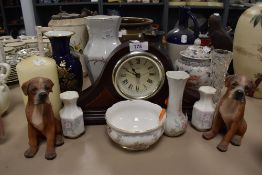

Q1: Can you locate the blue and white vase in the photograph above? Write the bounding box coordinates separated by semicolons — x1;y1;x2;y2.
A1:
167;7;199;68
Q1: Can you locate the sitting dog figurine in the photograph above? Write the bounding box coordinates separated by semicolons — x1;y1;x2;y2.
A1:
22;77;64;160
203;75;253;152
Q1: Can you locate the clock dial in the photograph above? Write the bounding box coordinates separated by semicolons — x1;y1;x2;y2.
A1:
113;52;165;99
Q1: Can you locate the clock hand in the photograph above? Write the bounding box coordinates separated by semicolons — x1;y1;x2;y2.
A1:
123;68;136;76
131;68;138;74
131;68;141;78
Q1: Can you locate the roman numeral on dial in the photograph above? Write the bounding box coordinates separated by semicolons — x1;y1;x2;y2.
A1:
147;79;153;84
149;72;156;76
148;66;153;70
122;79;128;85
136;58;140;64
128;84;133;89
136;86;139;92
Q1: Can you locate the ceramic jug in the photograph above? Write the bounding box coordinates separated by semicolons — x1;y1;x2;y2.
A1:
0;63;11;115
83;15;121;83
60;91;85;138
167;7;200;68
192;86;216;131
233;2;262;98
164;71;189;137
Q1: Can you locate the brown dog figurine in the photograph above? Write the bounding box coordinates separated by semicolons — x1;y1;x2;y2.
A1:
203;75;253;152
22;77;64;160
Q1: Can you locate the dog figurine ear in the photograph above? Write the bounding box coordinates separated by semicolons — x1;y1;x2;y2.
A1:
21;80;30;96
46;78;54;92
225;75;236;88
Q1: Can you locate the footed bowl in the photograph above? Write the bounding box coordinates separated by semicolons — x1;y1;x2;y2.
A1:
105;100;166;151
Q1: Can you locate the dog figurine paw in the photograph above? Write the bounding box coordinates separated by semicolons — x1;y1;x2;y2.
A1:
203;75;252;152
22;77;64;160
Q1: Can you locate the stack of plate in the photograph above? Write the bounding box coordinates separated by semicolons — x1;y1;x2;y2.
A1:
5;55;20;85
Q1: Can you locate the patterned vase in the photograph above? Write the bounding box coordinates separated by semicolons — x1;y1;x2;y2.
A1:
45;31;83;93
83;15;121;83
233;3;262;98
164;71;189;137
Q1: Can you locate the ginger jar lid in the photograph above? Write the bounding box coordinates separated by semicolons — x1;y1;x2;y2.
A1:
180;45;211;60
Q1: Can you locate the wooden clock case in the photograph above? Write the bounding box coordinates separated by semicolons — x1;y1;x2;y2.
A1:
77;42;173;125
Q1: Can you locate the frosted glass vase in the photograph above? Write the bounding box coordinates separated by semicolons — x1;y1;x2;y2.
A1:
210;49;232;103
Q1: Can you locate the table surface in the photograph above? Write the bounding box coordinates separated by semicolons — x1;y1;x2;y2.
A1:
1;84;262;175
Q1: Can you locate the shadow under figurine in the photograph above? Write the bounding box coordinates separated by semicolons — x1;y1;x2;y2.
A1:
203;75;254;152
22;77;64;160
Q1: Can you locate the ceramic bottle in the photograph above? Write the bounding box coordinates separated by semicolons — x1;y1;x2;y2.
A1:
0;63;11;115
44;31;83;93
167;7;199;68
164;71;189;137
60;91;85;138
191;86;216;131
83;15;121;83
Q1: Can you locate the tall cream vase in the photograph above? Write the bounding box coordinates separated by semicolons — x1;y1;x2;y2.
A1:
233;3;262;98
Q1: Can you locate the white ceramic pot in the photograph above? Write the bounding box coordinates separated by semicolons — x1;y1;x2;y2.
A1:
0;63;11;115
105;100;166;151
233;3;262;98
164;71;189;137
48;13;89;77
192;86;216;131
59;91;85;138
176;46;211;89
48;14;88;52
83;15;121;83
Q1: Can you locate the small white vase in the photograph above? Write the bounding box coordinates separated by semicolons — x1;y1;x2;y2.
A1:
192;86;216;131
83;15;121;83
0;63;11;115
164;71;189;137
60;91;85;138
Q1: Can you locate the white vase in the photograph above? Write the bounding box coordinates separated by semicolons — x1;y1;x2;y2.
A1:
191;86;216;131
0;63;11;115
83;15;121;83
59;91;85;138
164;71;189;137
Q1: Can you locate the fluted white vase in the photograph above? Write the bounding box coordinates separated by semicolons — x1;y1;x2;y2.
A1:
192;86;216;131
60;91;85;138
164;71;189;137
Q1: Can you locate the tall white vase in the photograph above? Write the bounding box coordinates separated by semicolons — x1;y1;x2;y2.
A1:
164;71;189;137
192;86;216;131
83;15;121;83
60;91;85;138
